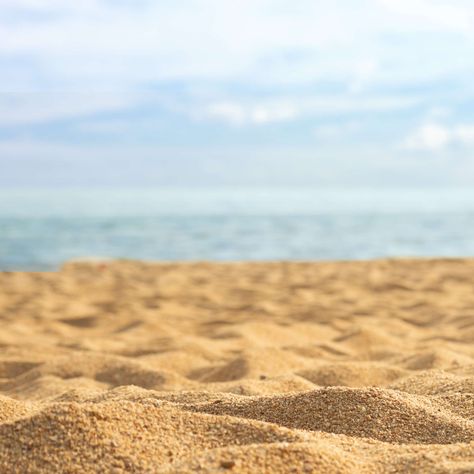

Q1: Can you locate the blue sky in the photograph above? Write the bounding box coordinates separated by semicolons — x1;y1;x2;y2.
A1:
1;0;474;186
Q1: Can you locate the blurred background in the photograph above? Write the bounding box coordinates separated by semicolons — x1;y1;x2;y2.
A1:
1;0;474;269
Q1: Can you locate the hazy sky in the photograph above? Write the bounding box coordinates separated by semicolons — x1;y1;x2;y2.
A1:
1;0;474;187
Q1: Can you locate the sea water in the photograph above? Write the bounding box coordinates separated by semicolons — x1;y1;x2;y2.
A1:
1;187;473;270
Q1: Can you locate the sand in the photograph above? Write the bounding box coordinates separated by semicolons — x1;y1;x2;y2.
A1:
1;259;474;472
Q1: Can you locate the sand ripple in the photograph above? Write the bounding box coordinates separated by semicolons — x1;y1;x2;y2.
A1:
1;259;474;472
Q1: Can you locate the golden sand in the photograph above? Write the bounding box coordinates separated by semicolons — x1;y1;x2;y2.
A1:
1;259;474;472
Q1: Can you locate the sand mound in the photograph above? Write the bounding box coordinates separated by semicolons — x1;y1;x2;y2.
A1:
188;348;310;383
389;370;474;395
159;442;371;474
2;258;474;472
185;387;474;444
401;349;474;370
1;353;193;401
298;362;408;387
0;400;305;472
211;374;317;396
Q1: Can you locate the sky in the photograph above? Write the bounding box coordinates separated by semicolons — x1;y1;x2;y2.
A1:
1;0;474;187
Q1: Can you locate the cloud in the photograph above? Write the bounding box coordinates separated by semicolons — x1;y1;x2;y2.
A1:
1;0;474;188
0;92;138;126
377;0;474;34
202;101;297;125
403;122;474;151
455;124;474;143
0;1;354;90
2;0;474;93
199;95;419;126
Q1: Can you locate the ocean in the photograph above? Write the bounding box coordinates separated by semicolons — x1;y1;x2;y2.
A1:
1;187;474;270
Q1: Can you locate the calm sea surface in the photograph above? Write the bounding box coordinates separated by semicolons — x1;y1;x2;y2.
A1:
1;188;474;270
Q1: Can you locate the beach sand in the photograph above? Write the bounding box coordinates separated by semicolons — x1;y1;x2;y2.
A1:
1;259;474;472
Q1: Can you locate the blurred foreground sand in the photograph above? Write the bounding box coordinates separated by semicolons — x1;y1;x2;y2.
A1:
2;259;474;472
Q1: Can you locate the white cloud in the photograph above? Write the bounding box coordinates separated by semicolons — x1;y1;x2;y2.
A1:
204;102;245;125
0;0;473;139
199;95;418;126
203;101;297;125
403;122;474;151
403;123;451;151
377;0;474;34
1;0;473;93
0;92;138;125
454;124;474;143
0;1;355;90
74;118;140;135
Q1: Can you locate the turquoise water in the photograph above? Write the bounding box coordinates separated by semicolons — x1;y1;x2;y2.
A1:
1;188;474;270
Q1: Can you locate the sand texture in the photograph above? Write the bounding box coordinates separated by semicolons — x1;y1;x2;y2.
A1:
2;259;474;472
